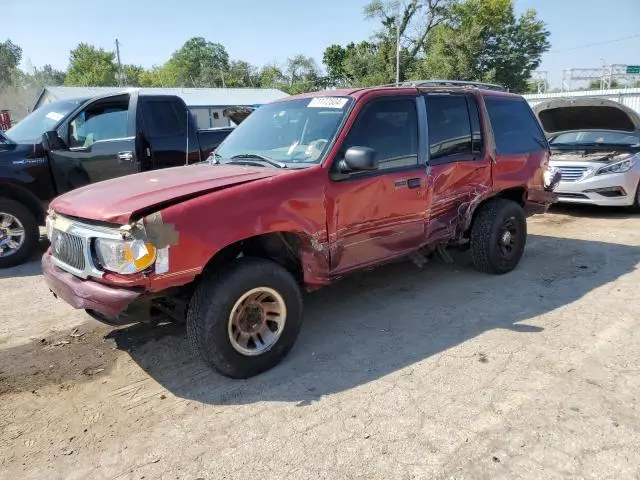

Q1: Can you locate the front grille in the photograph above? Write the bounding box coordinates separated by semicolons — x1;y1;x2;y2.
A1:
51;229;86;271
557;166;589;182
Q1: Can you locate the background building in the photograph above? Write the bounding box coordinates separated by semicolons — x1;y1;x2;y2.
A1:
32;86;289;128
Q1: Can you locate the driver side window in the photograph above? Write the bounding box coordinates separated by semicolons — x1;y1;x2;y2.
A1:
69;101;129;149
341;97;419;171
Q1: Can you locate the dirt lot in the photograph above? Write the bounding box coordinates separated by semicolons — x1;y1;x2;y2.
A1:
1;206;639;480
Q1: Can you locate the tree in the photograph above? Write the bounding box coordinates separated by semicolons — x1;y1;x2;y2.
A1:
139;64;179;87
364;0;454;60
414;0;550;92
0;39;22;86
65;43;118;86
122;64;145;86
167;37;230;87
284;55;320;93
225;60;259;87
323;44;348;85
258;65;288;89
588;79;621;90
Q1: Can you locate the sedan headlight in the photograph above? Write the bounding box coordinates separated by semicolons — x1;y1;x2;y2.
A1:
596;155;636;175
94;238;157;274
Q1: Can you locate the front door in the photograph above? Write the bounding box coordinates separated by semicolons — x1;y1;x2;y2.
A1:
48;93;140;194
326;95;429;274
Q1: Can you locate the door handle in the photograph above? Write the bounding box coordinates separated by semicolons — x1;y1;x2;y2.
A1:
407;178;421;189
117;151;134;163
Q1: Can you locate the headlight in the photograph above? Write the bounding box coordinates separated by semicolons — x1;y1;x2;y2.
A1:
94;238;157;274
596;155;636;175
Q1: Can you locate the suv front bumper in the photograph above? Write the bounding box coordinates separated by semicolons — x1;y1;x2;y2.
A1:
42;252;143;323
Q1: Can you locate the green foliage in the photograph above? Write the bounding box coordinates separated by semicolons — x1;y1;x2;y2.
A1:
65;43;118;86
0;39;22;86
122;64;145;86
225;60;259;87
167;37;230;87
588;79;621;90
413;0;550;92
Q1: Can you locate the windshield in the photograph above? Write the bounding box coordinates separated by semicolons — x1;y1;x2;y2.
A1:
5;100;81;144
550;130;640;146
214;96;353;165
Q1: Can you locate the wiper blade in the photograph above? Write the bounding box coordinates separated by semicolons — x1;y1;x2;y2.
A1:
229;154;287;168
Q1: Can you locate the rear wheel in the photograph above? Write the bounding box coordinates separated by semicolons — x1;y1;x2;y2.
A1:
187;257;303;378
470;198;527;274
0;199;39;269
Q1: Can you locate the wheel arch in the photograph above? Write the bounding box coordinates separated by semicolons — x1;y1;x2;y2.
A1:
464;186;526;236
0;181;46;224
199;230;330;288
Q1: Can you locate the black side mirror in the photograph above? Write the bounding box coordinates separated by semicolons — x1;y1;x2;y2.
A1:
340;146;378;172
42;130;67;152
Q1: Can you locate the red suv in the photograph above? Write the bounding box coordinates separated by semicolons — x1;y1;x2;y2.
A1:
42;81;559;378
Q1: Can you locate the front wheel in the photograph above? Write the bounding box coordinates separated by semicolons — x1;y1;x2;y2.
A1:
470;198;527;275
0;199;40;269
187;257;303;378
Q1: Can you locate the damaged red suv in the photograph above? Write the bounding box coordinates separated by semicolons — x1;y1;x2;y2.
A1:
43;81;559;378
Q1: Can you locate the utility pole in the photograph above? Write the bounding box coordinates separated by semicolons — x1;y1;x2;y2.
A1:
115;38;124;86
395;2;401;85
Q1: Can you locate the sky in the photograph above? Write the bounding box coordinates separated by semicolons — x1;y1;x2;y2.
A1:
2;0;640;89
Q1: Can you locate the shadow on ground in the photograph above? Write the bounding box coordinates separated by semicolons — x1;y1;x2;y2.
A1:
96;233;640;405
0;237;48;279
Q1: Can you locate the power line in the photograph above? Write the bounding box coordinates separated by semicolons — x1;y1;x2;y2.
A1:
546;33;640;54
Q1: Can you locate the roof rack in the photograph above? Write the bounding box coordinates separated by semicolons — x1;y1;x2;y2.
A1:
377;79;509;92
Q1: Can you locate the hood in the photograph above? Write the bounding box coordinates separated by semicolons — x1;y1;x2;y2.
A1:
223;106;254;125
533;97;640;135
50;164;282;224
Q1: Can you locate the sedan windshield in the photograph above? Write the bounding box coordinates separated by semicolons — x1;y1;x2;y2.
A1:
550;130;640;146
214;96;352;165
5;100;81;144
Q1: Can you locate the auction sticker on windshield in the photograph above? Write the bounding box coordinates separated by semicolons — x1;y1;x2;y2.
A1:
307;97;348;109
45;112;65;122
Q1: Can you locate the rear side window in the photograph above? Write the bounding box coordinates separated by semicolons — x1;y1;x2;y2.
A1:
425;95;481;162
141;100;184;137
484;97;546;154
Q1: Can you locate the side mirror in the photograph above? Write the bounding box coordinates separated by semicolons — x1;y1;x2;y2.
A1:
340;146;378;172
41;130;66;152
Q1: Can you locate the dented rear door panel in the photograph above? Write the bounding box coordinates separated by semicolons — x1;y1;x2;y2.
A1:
423;93;492;242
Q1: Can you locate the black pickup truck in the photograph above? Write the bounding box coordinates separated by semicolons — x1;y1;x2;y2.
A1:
0;90;235;268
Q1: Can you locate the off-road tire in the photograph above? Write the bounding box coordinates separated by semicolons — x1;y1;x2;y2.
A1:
0;198;39;269
470;198;527;275
187;257;303;379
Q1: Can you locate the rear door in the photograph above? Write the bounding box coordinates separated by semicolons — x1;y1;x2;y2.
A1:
423;92;492;242
48;93;139;193
138;96;201;168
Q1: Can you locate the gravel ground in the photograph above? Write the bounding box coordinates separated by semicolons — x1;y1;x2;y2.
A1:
1;205;639;480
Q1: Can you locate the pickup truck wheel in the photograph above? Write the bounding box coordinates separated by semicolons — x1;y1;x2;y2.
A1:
470;198;526;275
187;257;303;379
0;199;39;269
